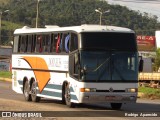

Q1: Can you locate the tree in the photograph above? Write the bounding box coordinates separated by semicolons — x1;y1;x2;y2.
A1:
153;48;160;71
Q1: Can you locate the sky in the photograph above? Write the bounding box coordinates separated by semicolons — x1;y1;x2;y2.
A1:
107;0;160;21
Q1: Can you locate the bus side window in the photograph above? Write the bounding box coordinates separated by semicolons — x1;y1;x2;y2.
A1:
31;35;36;53
35;35;43;53
51;34;57;53
19;36;23;52
65;34;70;53
42;34;51;53
56;33;61;53
24;35;28;52
60;33;67;52
13;36;19;53
20;36;27;53
42;35;46;53
18;36;21;52
46;34;51;52
27;35;32;52
70;33;78;52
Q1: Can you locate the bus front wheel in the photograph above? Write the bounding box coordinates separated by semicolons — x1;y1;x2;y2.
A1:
64;84;75;108
23;81;31;101
110;103;122;110
31;81;41;102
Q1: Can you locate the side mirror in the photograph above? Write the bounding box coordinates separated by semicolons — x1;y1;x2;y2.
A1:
139;59;143;72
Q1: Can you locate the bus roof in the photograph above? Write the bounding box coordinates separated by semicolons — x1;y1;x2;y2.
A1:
14;24;134;35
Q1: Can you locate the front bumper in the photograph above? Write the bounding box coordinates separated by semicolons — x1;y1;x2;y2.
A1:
79;92;137;103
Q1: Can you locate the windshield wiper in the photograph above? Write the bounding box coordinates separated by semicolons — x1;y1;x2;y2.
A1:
86;57;110;73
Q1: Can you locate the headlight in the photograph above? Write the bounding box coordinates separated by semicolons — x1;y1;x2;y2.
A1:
126;88;137;92
80;88;96;92
90;88;96;92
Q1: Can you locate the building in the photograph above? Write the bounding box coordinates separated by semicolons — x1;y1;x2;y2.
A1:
0;46;12;71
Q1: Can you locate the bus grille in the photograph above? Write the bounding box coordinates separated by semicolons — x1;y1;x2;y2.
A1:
96;90;125;92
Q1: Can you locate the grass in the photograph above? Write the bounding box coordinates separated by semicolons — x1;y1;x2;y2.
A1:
138;87;160;99
0;71;12;78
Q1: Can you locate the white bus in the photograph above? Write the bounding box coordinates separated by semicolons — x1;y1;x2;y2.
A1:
12;25;142;109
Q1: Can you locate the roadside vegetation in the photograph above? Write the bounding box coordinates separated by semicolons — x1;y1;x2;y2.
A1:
1;21;22;44
139;87;160;99
0;71;12;78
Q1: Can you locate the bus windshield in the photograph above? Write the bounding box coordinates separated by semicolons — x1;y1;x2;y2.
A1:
81;32;137;51
80;51;138;82
80;32;138;82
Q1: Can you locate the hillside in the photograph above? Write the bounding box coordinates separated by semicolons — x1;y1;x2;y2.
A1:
1;21;22;45
0;0;10;5
0;0;160;44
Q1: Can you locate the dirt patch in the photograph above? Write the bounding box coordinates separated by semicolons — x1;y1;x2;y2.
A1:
0;98;67;111
138;92;160;100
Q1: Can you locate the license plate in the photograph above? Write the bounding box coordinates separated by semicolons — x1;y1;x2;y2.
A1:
106;96;122;101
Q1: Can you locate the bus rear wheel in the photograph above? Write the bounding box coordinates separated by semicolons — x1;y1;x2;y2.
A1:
23;81;31;101
110;103;122;110
64;84;75;108
31;81;40;102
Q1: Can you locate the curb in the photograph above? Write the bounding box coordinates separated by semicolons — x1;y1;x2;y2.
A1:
0;77;12;82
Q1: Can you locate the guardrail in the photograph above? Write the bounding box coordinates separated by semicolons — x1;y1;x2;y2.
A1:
139;72;160;88
139;72;160;81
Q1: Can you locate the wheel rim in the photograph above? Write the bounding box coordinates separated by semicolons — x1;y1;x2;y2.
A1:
65;87;71;104
31;82;36;97
24;83;29;98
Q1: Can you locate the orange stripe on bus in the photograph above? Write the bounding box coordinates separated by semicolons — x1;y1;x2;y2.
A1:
23;57;50;93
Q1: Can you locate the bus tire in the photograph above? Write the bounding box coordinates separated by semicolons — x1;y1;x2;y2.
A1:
23;81;31;101
31;81;40;102
62;82;66;104
64;84;75;108
110;103;122;110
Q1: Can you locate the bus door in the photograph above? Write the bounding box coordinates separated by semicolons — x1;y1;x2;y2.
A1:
68;33;79;80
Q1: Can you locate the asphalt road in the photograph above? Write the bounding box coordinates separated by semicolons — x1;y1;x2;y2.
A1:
0;81;160;120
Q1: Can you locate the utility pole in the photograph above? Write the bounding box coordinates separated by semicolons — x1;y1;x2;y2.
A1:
36;0;40;28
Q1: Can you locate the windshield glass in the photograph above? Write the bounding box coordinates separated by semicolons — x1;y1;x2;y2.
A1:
81;32;137;51
111;51;138;81
80;51;138;82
